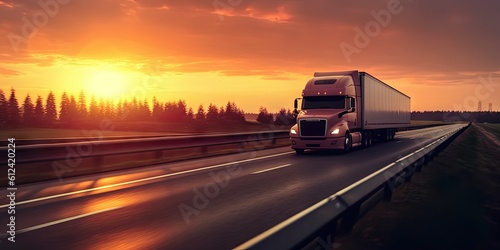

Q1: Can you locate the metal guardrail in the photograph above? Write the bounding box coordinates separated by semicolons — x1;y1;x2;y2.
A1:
235;123;470;250
2;124;442;163
0;130;292;185
0;134;185;147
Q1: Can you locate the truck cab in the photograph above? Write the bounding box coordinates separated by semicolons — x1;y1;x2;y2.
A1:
290;73;362;154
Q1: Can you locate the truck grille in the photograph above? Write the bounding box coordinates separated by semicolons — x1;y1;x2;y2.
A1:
299;119;326;136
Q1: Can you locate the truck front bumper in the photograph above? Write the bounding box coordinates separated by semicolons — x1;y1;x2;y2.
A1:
290;136;344;151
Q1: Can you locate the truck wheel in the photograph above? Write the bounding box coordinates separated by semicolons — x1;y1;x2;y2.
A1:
295;149;304;155
343;133;352;153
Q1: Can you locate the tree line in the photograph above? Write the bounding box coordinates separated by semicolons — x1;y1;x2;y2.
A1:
0;88;248;128
256;107;296;126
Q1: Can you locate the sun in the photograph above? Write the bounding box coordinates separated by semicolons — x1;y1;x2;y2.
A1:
87;70;128;99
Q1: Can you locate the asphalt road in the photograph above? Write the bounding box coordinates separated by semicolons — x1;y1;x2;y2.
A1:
0;124;465;249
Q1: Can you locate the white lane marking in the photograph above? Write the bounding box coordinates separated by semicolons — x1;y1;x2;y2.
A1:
0;151;294;208
0;207;120;236
252;164;292;174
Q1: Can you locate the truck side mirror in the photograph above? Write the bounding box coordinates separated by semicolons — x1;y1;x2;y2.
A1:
293;98;301;114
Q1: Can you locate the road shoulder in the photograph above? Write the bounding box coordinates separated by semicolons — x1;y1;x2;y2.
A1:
337;125;500;250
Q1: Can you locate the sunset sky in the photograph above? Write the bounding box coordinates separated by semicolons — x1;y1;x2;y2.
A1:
1;0;499;113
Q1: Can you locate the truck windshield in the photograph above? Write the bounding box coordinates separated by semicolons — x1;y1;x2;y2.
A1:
302;96;345;109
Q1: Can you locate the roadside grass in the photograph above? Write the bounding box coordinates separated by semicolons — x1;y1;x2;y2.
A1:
482;123;500;141
337;125;500;250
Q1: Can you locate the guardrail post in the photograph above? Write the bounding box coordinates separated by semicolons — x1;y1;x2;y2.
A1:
415;158;424;172
338;203;360;235
383;181;393;202
428;151;435;161
403;163;418;182
423;155;430;166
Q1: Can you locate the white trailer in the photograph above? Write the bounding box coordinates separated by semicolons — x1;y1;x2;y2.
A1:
360;72;411;130
290;70;411;154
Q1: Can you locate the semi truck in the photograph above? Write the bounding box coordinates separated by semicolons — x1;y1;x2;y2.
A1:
290;70;410;154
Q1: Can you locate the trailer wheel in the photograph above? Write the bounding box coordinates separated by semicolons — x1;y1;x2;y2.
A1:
343;132;352;153
361;132;367;147
367;131;372;147
295;149;304;155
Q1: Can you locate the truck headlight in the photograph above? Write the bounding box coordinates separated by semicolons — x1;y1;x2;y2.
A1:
291;128;297;135
331;128;340;135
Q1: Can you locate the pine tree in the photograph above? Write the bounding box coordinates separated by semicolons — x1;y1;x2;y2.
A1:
45;92;57;123
195;104;205;121
206;103;219;122
89;95;99;120
8;88;21;126
274;108;287;125
78;90;87;118
0;89;8;126
98;98;106;119
59;92;69;122
130;97;138;121
119;100;131;120
177;100;187;121
187;107;194;120
22;94;35;126
286;109;296;125
163;101;175;122
105;99;115;119
115;101;124;120
140;100;151;119
224;102;245;121
218;106;225;119
257;107;273;124
34;95;45;124
68;95;78;122
224;101;235;120
152;97;163;121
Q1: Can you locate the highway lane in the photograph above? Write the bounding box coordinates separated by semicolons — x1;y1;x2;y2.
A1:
0;124;464;249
